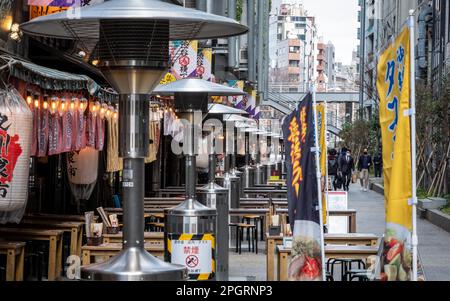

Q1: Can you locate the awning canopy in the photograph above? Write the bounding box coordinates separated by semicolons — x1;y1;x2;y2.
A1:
0;55;115;99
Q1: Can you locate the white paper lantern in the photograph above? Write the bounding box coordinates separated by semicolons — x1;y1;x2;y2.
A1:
67;147;99;202
0;88;33;212
67;147;98;185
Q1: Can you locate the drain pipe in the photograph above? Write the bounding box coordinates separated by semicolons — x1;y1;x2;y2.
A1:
417;4;432;71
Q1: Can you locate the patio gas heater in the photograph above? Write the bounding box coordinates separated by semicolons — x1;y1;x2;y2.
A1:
254;131;270;185
209;105;248;212
224;115;257;191
20;0;247;281
153;78;244;281
241;127;259;189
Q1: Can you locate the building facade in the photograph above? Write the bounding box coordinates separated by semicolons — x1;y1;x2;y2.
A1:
269;2;317;93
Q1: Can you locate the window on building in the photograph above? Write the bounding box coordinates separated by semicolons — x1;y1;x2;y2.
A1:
289;74;299;82
289;60;300;67
297;34;306;40
289;46;300;53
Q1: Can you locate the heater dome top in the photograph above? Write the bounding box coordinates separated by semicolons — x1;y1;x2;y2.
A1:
20;0;248;41
207;103;249;116
153;78;246;96
223;114;257;128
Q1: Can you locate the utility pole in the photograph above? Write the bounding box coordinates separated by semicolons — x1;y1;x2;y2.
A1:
359;0;366;120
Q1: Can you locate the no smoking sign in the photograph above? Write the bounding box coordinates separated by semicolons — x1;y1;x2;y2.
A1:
168;234;215;280
186;255;199;268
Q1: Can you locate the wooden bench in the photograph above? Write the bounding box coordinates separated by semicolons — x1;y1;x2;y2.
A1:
81;243;165;266
103;232;164;245
0;228;63;281
0;241;26;281
276;244;379;281
265;233;379;281
15;218;84;256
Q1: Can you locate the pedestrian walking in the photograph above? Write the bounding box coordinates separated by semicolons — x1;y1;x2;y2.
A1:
338;148;354;192
328;149;339;191
373;149;382;178
358;148;373;191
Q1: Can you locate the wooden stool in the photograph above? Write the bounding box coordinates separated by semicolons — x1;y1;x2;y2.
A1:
0;241;26;281
242;215;264;242
148;222;165;232
229;224;257;254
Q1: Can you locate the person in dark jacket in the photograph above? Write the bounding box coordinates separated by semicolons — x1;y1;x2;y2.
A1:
338;148;354;192
358;149;373;192
328;150;339;190
373;150;382;178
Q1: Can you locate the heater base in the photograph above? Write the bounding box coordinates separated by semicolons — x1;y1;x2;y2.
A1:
81;247;187;281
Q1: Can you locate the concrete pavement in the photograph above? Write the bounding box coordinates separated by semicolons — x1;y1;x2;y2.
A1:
229;180;450;281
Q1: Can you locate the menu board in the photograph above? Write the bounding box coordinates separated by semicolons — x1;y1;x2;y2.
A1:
327;191;348;234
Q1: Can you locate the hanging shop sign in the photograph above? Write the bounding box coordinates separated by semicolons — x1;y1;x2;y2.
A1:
246;90;256;117
0;88;33;212
227;80;245;109
28;1;104;20
194;48;212;81
167;234;215;281
169;40;199;80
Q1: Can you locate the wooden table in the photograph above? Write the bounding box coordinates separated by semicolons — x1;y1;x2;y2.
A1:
81;243;165;266
0;228;63;281
103;232;164;244
0;241;25;281
24;213;88;222
265;233;379;281
276;245;379;281
18;218;84;256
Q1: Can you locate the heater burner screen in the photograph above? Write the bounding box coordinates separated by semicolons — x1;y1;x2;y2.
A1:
99;19;169;68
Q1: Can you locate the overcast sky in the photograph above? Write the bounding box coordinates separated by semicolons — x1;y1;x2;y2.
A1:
279;0;360;65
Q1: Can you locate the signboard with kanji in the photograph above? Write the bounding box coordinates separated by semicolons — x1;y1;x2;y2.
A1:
167;233;215;281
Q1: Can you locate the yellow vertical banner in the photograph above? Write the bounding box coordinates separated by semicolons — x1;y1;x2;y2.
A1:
316;104;327;225
376;26;413;281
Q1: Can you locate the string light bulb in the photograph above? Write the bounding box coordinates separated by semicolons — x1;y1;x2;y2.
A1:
79;97;88;113
100;103;108;119
50;96;58;115
34;99;39;109
59;96;67;117
26;91;33;106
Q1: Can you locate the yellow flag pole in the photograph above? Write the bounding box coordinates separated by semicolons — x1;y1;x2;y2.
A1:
408;9;419;282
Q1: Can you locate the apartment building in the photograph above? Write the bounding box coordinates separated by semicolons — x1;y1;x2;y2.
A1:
269;2;317;92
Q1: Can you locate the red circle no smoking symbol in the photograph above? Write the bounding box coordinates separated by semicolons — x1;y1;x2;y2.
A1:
179;56;190;67
186;255;199;268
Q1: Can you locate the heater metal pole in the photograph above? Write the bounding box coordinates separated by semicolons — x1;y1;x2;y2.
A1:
119;94;149;250
122;158;145;249
245;132;250;166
